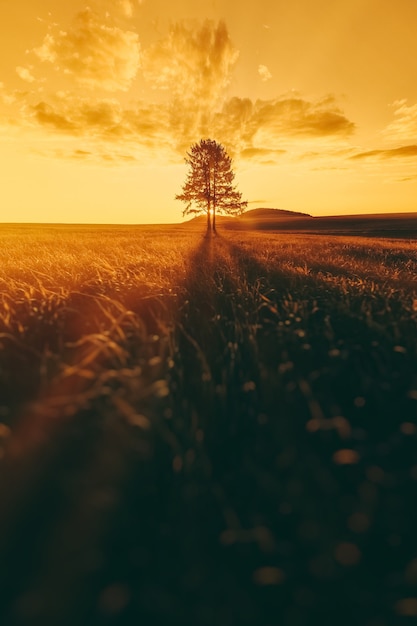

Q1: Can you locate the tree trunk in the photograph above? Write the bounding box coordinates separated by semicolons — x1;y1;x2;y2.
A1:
206;202;212;235
213;166;217;235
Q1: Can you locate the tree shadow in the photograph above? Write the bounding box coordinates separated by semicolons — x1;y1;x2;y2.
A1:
171;230;263;446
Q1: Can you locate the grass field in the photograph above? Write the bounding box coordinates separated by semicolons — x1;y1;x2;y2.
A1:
1;224;417;626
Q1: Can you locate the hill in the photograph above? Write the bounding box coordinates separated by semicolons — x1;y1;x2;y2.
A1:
183;208;312;229
185;214;235;223
232;210;417;238
240;208;312;220
182;209;417;239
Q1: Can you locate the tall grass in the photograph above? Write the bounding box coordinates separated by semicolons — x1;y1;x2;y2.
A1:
0;225;417;626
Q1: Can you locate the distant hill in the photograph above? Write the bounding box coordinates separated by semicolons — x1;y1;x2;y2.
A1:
185;208;312;224
240;208;313;220
182;209;417;238
185;214;236;224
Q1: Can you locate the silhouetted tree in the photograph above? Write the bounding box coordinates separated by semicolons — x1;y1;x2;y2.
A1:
176;139;247;234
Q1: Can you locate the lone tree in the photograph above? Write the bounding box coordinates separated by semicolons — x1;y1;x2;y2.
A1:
176;139;247;234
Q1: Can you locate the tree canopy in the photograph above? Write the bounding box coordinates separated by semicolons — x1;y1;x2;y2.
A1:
176;139;247;233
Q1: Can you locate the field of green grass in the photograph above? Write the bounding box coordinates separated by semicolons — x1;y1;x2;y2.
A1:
1;224;417;626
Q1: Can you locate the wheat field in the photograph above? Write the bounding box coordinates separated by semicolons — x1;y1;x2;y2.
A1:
1;224;417;626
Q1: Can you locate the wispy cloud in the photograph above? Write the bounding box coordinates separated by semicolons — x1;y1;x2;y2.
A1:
384;100;417;142
99;0;143;18
116;0;142;18
298;148;356;161
213;95;354;161
258;65;272;82
251;96;355;139
32;101;77;132
240;147;286;160
351;145;417;160
16;66;36;83
398;176;417;182
33;7;140;91
26;95;171;148
49;147;138;164
140;20;240;154
143;20;239;106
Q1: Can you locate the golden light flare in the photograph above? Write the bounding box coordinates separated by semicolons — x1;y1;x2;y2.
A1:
0;0;417;222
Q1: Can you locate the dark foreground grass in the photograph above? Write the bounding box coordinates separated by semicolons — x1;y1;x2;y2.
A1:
0;227;417;626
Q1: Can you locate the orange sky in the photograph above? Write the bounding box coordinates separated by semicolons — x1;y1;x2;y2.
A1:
1;0;417;223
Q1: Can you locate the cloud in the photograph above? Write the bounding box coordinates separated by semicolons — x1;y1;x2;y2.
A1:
298;147;356;161
27;95;171;146
30;144;141;165
16;66;36;83
258;64;272;82
1;87;39;110
4;15;356;167
398;176;417;182
239;147;286;164
74;149;92;158
350;145;417;160
32;101;77;131
143;20;239;107
119;0;135;18
60;148;137;163
116;0;142;18
240;147;286;159
33;7;140;91
7;86;354;166
311;166;348;171
99;0;143;18
141;20;240;154
251;96;355;139
209;95;354;161
21;96;174;165
384;100;417;142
